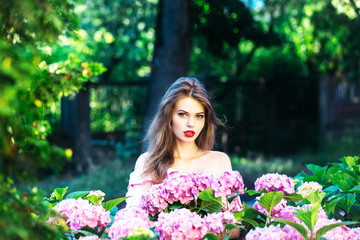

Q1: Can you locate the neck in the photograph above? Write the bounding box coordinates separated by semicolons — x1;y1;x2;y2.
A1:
174;141;200;160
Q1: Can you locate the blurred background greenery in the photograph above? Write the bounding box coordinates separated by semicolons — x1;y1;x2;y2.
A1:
1;0;360;204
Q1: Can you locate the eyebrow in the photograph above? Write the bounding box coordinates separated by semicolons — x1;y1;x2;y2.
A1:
177;110;205;114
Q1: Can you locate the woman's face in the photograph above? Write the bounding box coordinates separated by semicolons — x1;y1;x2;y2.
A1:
171;97;205;143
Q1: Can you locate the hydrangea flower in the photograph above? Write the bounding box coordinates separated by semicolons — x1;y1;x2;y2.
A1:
245;225;289;240
277;204;328;223
140;183;168;216
227;195;243;212
212;171;245;198
141;170;245;216
297;181;323;198
254;173;295;194
280;210;345;239
78;236;101;240
154;208;207;240
53;198;111;232
161;171;199;204
348;227;360;240
204;211;236;234
192;172;213;191
108;207;153;240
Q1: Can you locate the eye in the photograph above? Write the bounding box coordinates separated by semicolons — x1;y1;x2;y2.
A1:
196;114;204;119
178;112;187;117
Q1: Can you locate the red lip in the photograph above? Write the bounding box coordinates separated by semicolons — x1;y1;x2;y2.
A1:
184;130;195;137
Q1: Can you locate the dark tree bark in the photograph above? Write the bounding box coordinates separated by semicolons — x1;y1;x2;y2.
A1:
61;84;94;172
74;86;94;172
144;0;192;128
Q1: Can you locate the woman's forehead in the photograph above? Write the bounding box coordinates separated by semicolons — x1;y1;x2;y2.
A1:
173;97;204;113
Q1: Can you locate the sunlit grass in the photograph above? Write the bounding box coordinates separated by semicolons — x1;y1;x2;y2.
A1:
35;159;134;200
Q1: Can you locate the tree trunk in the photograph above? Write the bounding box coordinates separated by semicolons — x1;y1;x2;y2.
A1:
74;85;94;172
61;84;94;172
144;0;192;129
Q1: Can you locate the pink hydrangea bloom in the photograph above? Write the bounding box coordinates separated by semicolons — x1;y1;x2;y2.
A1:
53;198;111;232
228;195;243;212
254;173;295;194
253;198;287;217
161;171;199;204
78;236;100;240
277;204;327;223
348;227;360;240
154;208;207;240
212;171;245;198
282;224;304;240
53;198;81;219
108;207;152;240
140;183;168;216
245;225;289;240
204;211;236;234
192;172;213;191
141;170;245;216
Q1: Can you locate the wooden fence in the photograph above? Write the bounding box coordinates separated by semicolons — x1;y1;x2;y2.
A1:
49;76;360;158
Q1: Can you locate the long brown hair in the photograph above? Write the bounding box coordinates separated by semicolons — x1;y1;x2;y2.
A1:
143;77;223;183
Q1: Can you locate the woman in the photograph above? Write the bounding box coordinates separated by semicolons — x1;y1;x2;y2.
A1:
125;77;233;206
126;77;240;239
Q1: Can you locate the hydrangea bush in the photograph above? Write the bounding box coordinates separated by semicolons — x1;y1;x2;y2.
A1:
45;156;360;240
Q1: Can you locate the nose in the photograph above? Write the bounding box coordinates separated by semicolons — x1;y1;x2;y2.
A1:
187;116;194;127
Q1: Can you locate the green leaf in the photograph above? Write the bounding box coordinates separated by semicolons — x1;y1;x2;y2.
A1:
203;233;219;240
339;156;358;168
246;190;260;196
315;221;359;240
349;185;360;194
330;165;359;182
232;211;244;221
102;197;128;211
168;201;183;210
199;189;222;204
295;201;320;232
284;193;304;202
51;187;68;201
274;218;308;240
85;195;103;205
259;191;284;215
323;185;339;192
240;218;259;228
69;229;94;236
305;191;325;204
305;164;327;182
323;197;342;215
200;200;223;213
65;191;90;200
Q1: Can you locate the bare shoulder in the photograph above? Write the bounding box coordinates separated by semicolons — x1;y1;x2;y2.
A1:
205;151;232;171
134;152;149;171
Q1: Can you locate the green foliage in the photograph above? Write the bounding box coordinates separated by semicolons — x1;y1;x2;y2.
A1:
0;0;105;183
0;176;67;240
297;156;360;222
261;187;358;240
78;0;157;81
